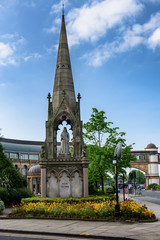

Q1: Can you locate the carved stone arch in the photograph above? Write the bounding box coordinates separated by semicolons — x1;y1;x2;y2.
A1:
71;169;82;180
55;111;75;131
59;169;71;180
47;169;59;179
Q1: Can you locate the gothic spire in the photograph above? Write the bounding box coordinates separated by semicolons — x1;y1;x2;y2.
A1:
52;12;76;114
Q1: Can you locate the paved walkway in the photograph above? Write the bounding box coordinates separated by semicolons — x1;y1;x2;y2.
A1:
0;197;159;240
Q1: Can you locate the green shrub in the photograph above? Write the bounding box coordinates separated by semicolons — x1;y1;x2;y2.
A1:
147;183;158;190
0;143;27;189
21;195;116;204
0;187;8;204
89;185;98;195
0;200;5;213
9;188;32;204
104;185;113;194
156;185;160;189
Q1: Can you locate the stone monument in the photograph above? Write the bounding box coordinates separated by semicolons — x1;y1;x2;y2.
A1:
40;12;89;198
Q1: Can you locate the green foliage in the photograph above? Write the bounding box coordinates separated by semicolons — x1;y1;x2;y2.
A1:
0;187;32;205
83;108;136;189
0;200;5;213
147;183;158;190
0;187;8;204
9;188;32;204
0;141;29;205
89;184;98;195
0;143;27;189
128;170;145;184
83;108;113;147
104;186;113;194
21;195;116;204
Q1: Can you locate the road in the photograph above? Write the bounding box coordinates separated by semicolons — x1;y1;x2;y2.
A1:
134;190;160;205
0;233;104;240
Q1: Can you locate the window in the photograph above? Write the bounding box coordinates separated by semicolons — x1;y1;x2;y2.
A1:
136;155;140;160
29;154;39;160
15;165;18;170
142;155;145;160
21;154;28;160
22;165;27;176
10;153;19;159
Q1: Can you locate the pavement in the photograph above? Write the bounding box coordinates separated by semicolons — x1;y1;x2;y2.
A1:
0;195;159;240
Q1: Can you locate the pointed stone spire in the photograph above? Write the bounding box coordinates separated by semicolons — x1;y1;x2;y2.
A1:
52;12;76;114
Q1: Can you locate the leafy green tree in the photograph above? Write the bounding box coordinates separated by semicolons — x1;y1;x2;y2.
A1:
83;108;136;193
128;170;145;184
0;142;27;189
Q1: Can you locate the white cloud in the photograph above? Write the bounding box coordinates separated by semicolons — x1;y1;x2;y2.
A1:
45;25;57;33
83;11;160;66
0;42;14;66
24;53;42;62
66;0;143;46
148;28;160;49
50;0;69;14
0;34;25;66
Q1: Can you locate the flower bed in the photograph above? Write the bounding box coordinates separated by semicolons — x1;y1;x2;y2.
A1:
9;199;155;221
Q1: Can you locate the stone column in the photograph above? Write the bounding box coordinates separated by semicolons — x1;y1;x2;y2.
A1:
41;168;46;197
30;177;33;193
83;167;88;197
35;178;38;195
27;178;30;190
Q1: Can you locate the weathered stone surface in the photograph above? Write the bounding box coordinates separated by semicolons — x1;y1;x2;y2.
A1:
47;173;58;197
71;172;82;197
59;172;70;197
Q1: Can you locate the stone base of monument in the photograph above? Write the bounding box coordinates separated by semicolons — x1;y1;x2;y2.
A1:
47;168;83;198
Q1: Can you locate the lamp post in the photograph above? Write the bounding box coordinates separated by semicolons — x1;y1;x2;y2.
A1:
113;142;122;217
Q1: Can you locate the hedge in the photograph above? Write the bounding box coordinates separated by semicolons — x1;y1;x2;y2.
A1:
0;187;32;205
147;183;160;190
22;195;116;204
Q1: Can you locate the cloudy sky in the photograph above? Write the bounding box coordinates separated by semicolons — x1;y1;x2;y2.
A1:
0;0;160;150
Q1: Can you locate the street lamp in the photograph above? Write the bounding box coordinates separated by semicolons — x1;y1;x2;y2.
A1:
113;142;122;217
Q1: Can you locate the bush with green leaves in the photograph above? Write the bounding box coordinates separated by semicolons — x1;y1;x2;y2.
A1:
104;185;113;194
0;142;31;205
0;200;5;213
9;188;33;205
0;144;27;189
0;187;8;204
147;183;158;190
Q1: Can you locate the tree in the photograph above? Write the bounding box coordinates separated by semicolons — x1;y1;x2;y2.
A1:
0;142;27;190
128;170;145;184
83;108;136;193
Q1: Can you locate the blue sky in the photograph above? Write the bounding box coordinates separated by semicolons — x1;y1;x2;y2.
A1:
0;0;160;151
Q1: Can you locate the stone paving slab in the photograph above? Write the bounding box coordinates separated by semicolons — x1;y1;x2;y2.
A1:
0;219;160;240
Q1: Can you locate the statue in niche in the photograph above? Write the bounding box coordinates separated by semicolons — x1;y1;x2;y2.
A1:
60;127;70;154
40;145;46;160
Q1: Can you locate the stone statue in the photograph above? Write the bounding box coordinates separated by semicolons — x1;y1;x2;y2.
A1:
82;145;87;158
60;127;70;154
40;145;46;160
